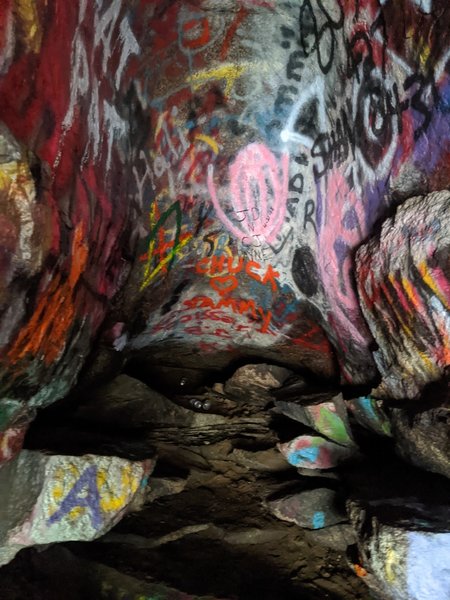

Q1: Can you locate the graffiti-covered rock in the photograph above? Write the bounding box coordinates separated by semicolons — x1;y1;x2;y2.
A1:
278;435;357;469
274;394;355;446
0;1;147;418
0;451;153;566
267;487;346;530
356;192;450;400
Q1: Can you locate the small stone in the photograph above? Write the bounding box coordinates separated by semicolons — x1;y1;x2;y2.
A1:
0;425;28;467
231;447;290;472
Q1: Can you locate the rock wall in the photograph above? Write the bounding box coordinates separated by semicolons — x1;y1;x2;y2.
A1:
0;0;449;593
0;0;448;418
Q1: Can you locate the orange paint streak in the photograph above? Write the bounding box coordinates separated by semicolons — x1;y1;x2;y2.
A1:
8;223;88;365
354;564;368;578
401;277;424;312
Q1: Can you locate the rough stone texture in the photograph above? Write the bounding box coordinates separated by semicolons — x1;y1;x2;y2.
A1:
72;374;189;428
0;400;34;466
278;435;356;470
0;451;153;566
267;488;346;530
274;394;355;446
224;363;292;405
145;477;187;503
356;192;450;400
304;524;356;552
230;447;290;473
391;383;450;478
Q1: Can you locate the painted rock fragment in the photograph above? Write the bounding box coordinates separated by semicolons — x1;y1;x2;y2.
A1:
274;394;354;446
0;451;154;566
346;396;392;437
267;488;346;530
278;435;356;469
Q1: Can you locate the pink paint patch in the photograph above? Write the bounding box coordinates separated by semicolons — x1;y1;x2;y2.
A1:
0;425;27;466
208;143;288;244
317;169;371;348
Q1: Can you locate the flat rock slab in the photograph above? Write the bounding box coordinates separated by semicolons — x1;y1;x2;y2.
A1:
278;435;356;469
0;451;153;566
267;488;346;530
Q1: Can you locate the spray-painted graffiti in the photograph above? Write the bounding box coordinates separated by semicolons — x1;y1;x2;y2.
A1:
0;0;147;411
1;0;450;430
46;461;143;530
207;143;289;245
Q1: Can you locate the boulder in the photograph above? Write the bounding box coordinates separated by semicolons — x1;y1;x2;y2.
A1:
356;192;450;400
0;451;153;566
224;363;292;406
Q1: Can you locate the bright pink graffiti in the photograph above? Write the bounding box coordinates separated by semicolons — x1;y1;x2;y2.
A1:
317;169;372;353
207;142;289;244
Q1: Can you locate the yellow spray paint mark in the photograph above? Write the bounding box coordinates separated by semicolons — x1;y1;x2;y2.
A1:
141;234;192;289
418;261;449;310
194;133;219;154
385;548;397;583
401;277;422;311
15;0;42;53
98;465;140;513
140;193;192;290
187;64;247;96
68;506;86;520
417;350;440;375
49;463;83;521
